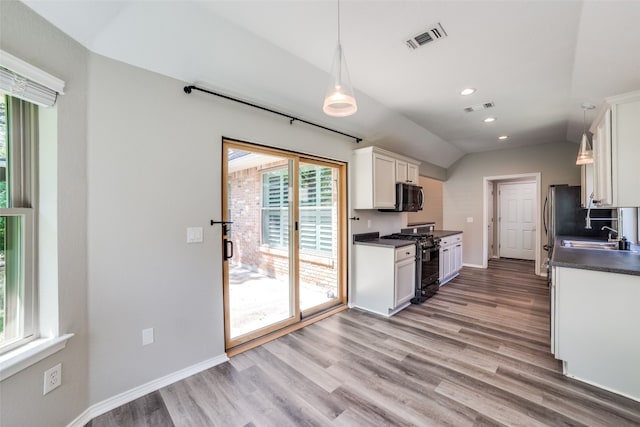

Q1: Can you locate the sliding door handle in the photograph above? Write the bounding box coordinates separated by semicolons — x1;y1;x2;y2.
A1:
224;239;234;261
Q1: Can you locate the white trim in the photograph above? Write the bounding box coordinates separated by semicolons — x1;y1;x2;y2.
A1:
462;263;485;269
0;49;65;94
0;333;73;381
565;371;640;403
67;353;229;427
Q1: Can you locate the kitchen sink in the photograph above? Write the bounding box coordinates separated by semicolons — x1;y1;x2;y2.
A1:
561;240;619;250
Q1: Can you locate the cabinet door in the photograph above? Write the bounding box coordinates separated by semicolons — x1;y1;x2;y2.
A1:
454;243;463;272
593;110;612;206
581;163;595;208
373;153;397;208
441;246;452;279
395;257;415;307
407;164;419;184
396;160;408;183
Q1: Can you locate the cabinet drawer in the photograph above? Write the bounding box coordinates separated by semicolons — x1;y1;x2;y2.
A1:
395;245;416;262
452;234;462;243
441;238;450;246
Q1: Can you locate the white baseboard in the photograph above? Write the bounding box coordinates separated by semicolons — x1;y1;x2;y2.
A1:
462;263;485;269
67;353;228;427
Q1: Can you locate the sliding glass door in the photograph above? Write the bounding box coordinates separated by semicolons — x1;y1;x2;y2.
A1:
298;160;342;313
222;140;345;350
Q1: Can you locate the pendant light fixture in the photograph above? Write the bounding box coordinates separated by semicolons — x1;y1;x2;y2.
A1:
576;104;596;165
323;0;357;117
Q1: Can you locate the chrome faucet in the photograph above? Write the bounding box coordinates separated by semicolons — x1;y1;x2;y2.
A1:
585;193;594;229
601;226;619;241
585;193;618;229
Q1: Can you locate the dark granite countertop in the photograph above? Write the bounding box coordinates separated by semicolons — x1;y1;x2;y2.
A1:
352;232;415;248
550;235;640;276
354;238;416;248
432;230;463;239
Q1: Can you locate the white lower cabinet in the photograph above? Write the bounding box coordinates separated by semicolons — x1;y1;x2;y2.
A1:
553;266;640;401
439;233;463;285
353;243;416;316
395;255;415;307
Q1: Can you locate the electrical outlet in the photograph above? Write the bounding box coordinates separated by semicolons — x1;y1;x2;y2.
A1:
43;363;62;395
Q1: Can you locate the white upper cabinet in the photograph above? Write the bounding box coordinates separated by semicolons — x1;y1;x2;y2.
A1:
590;90;640;208
396;159;408;183
407;163;419;184
580;163;595;208
395;160;420;184
352;146;421;209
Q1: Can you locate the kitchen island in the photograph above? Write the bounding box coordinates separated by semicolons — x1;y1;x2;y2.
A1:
549;236;640;402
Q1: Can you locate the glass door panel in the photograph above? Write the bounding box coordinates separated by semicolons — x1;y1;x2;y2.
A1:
223;143;298;347
299;160;341;313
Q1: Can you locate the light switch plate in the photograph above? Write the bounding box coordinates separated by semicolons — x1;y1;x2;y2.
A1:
187;227;203;243
142;328;154;346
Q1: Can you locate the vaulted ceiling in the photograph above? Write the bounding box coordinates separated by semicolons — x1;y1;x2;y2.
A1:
22;0;640;168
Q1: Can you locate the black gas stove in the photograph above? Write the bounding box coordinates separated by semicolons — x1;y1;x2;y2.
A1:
382;233;439;248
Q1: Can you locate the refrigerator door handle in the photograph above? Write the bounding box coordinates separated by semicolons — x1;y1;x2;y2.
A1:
543;196;548;234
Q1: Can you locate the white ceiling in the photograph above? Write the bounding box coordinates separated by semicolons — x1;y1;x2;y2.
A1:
22;0;640;168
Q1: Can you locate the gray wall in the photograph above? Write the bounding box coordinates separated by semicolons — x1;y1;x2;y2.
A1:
85;53;354;404
443;142;581;269
0;2;90;426
1;1;356;424
0;2;591;425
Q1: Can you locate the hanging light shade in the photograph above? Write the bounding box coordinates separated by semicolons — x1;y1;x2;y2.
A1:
323;1;357;117
575;133;593;165
576;104;595;165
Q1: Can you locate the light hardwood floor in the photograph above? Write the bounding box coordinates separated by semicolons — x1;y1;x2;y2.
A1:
87;259;640;426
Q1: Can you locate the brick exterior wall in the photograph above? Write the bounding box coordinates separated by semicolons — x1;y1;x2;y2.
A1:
228;161;337;290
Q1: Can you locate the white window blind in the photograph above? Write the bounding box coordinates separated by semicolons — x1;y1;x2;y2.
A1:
0;50;64;107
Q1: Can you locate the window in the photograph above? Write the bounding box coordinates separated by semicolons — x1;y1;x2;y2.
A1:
299;165;334;255
261;168;289;248
0;94;37;354
261;165;334;255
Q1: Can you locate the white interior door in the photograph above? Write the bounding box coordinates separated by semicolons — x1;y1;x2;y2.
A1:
498;182;536;260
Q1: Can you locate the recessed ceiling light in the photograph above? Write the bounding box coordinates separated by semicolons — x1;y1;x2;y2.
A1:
483;117;496;123
460;88;476;96
498;135;509;140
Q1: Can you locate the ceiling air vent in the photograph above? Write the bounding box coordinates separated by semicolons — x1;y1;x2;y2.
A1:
464;102;495;113
405;23;448;50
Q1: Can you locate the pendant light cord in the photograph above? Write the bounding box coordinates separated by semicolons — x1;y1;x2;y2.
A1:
337;0;341;44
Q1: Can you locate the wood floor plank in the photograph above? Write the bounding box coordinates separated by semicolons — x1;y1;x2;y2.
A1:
88;390;174;427
88;259;640;427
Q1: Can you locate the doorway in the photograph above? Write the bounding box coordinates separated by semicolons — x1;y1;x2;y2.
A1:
483;173;542;275
222;139;347;351
487;181;494;260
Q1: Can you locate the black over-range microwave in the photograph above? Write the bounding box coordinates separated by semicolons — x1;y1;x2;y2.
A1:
379;183;424;212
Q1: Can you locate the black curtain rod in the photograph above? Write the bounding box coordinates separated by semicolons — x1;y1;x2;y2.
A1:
183;85;362;143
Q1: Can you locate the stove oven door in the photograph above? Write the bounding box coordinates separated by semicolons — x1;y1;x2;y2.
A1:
422;246;440;287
